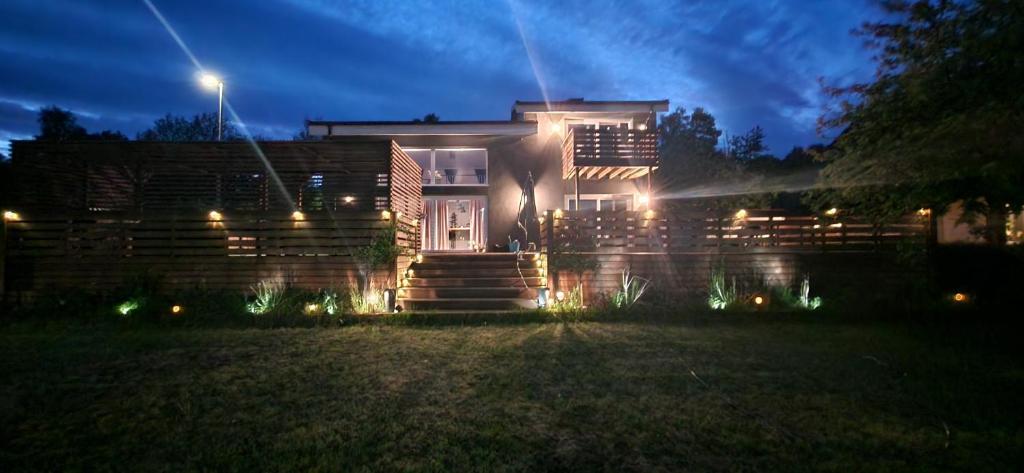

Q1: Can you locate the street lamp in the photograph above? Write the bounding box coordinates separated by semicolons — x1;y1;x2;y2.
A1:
200;73;224;141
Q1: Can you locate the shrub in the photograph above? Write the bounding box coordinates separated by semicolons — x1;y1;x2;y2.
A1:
707;261;738;310
348;287;385;314
611;266;650;309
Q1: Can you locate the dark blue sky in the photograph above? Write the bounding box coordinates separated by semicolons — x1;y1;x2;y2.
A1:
0;0;882;155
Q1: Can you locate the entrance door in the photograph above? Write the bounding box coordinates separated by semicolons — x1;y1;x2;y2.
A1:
421;197;487;251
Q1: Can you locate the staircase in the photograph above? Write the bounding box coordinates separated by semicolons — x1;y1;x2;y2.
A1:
397;253;545;311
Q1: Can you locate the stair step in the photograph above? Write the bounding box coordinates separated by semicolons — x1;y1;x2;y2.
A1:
409;268;541;278
412;260;541;270
398;298;538;311
403;277;545;288
418;252;535;262
400;287;538;299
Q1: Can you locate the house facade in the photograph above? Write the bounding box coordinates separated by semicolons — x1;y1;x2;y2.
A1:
307;98;669;252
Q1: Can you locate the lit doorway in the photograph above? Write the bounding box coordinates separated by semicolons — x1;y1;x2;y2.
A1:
421;197;487;251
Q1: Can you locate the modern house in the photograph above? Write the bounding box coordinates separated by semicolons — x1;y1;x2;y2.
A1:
307;98;669;252
2;97;931;311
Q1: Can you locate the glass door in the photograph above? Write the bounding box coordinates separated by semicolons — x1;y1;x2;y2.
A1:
421;197;487;251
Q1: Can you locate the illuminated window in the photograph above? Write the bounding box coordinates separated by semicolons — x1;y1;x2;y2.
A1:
404;148;487;186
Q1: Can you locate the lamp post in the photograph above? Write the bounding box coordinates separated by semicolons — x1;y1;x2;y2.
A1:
200;74;224;141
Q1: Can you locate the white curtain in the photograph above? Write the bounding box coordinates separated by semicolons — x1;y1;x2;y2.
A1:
469;199;487;250
433;200;449;250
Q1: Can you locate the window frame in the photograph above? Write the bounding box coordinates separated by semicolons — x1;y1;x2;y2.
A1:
404;147;488;187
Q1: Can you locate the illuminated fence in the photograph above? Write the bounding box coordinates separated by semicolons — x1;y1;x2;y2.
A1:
540;208;931;299
2;140;421;294
542;208;930;253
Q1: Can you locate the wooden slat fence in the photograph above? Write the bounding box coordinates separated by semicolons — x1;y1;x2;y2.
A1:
542;209;929;254
3;140;423;296
541;208;930;301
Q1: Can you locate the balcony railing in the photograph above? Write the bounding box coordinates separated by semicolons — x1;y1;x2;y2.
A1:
562;126;659;179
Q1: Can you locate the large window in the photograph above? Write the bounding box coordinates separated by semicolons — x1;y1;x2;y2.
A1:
405;148;487;186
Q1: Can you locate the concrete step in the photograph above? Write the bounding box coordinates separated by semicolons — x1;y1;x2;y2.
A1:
403;276;545;288
411;260;542;270
398;298;538;311
408;268;541;278
418;252;535;262
400;286;538;299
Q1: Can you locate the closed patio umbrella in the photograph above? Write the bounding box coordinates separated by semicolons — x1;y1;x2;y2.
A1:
516;172;540;251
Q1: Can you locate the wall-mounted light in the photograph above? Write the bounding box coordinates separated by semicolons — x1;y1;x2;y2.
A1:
3;210;20;222
553;208;563;219
549;122;561;134
735;209;748;219
171;305;183;314
208;210;223;221
291;211;305;221
825;208;838;216
381;210;392;220
637;123;648;131
343;196;355;204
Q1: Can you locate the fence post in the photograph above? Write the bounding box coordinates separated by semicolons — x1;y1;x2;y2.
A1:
545;210;558;292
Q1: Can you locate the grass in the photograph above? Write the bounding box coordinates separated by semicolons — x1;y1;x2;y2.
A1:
1;314;1022;471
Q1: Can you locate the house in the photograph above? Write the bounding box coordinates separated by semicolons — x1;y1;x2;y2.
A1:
306;98;669;252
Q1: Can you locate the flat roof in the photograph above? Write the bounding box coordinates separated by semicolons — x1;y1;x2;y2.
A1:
513;99;669;114
306;120;537;137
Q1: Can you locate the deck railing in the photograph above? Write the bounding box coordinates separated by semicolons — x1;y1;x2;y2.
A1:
562;126;658;179
541;208;930;254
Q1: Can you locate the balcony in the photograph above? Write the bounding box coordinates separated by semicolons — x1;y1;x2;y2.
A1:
561;126;658;180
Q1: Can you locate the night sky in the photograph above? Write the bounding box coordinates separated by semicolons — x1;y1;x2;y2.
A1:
0;0;883;155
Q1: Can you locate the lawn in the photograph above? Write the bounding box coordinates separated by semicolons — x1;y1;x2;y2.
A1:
1;316;1021;472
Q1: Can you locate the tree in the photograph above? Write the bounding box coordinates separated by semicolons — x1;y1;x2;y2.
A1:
727;126;769;161
412;113;440;123
814;0;1024;244
137;112;238;141
656;107;736;190
36;106;86;141
34;106;126;141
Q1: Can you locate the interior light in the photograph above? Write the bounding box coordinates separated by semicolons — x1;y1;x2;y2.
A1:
291;211;305;221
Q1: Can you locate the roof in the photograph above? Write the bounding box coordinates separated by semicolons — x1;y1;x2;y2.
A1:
305;120;537;137
513;99;669;114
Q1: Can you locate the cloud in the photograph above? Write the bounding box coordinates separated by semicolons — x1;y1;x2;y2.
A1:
0;0;881;154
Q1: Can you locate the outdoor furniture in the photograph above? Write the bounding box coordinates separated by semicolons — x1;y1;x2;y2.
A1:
475;169;487;184
444;168;456;184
